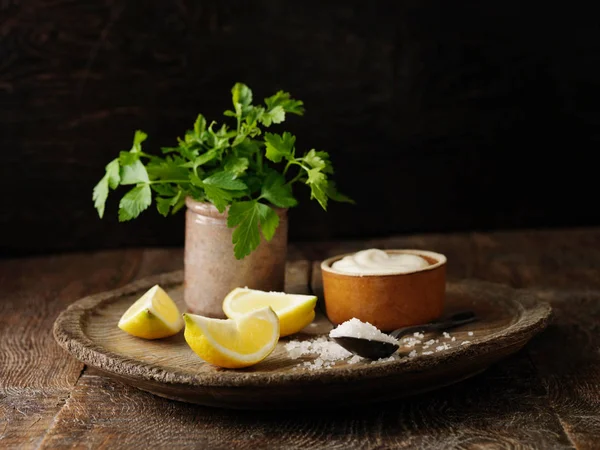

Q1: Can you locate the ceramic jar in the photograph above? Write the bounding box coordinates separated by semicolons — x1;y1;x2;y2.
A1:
184;198;288;318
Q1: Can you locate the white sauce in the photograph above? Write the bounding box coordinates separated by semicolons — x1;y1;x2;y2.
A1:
331;249;429;275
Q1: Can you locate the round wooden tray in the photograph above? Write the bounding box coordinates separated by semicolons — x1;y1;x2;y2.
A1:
53;271;552;410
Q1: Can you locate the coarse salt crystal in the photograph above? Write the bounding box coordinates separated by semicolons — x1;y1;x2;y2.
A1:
468;331;474;336
372;355;396;364
347;355;363;365
329;318;399;345
451;337;456;342
402;337;422;348
422;351;433;355
443;332;450;338
408;350;417;358
425;339;435;346
461;341;471;345
413;332;425;339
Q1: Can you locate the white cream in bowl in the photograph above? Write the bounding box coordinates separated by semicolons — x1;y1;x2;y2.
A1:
331;248;430;275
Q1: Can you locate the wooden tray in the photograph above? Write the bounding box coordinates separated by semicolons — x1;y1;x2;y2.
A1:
53;267;552;410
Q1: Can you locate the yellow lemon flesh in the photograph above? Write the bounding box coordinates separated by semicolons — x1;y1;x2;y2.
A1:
183;307;279;369
118;285;184;339
222;288;317;337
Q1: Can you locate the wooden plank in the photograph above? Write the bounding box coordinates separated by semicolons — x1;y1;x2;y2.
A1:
0;250;146;448
471;228;600;289
37;356;573;449
527;290;600;450
470;229;600;449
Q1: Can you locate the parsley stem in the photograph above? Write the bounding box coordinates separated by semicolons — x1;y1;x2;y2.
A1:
286;172;304;186
256;151;263;174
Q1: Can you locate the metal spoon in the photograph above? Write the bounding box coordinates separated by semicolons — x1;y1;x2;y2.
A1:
331;311;477;360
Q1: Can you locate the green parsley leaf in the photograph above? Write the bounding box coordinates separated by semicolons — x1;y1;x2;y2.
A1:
264;132;295;163
264;91;305;115
146;157;189;181
232;83;253;108
260;172;298;208
302;149;327;172
194;114;207;138
245;106;265;126
156;190;183;217
228;201;261;259
156;197;172;217
326;181;355;204
119;151;139;166
306;168;328;210
120;159;150;185
92;158;121;218
227;200;281;259
106;159;120;189
203;171;247;190
118;184;152;221
92;176;109;218
203;184;232;213
256;202;279;241
131;130;148;153
151;183;178;197
260;106;285;127
224;155;249;177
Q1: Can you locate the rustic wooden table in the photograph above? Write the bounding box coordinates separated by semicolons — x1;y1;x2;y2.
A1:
2;228;599;449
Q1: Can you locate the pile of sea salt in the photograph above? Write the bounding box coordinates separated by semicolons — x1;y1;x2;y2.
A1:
284;318;400;370
284;316;476;370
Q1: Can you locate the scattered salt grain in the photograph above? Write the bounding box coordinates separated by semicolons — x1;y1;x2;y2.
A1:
443;332;450;339
461;341;471;346
468;331;474;336
424;339;435;346
422;351;433;355
408;350;418;358
285;336;353;361
436;343;450;352
372;355;396;364
413;332;425;339
285;335;399;371
347;355;363;365
329;318;399;345
402;337;422;348
451;337;456;342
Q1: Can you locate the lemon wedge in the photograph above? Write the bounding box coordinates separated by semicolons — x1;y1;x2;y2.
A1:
222;288;317;337
183;307;279;369
118;285;184;339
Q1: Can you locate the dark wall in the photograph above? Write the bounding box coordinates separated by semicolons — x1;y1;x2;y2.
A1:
1;1;599;256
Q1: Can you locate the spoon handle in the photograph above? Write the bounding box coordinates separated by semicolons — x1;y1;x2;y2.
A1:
389;311;477;340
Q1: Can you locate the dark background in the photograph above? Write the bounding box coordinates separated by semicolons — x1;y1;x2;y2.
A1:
1;0;599;257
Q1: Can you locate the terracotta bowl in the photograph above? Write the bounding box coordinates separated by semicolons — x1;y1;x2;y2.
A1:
321;249;447;332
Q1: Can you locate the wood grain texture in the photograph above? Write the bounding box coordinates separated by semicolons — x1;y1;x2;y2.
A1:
0;248;184;449
471;228;600;290
3;229;600;448
2;0;600;256
0;250;142;448
38;358;574;450
527;289;600;450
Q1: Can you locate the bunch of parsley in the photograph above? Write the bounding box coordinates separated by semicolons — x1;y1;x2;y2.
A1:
93;83;353;259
